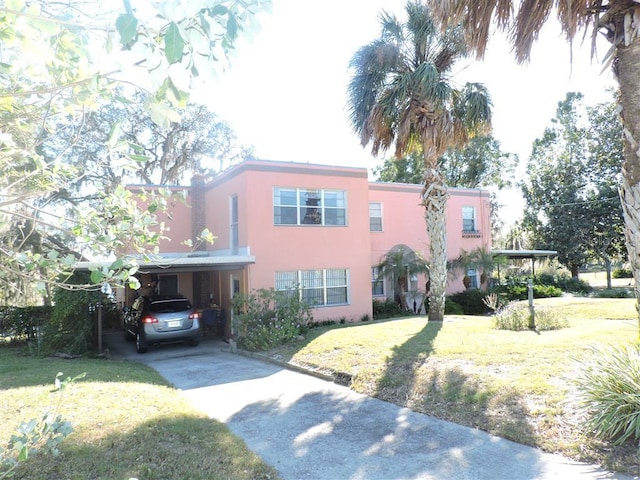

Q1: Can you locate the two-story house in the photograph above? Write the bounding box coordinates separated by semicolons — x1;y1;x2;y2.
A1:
119;159;492;324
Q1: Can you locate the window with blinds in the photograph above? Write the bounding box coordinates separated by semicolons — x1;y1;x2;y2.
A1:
275;269;349;306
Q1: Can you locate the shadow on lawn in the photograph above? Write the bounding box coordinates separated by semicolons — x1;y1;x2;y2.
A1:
9;414;280;480
374;319;538;448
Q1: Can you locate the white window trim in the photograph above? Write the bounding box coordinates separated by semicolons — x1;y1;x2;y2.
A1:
273;187;347;226
275;268;350;306
369;202;383;232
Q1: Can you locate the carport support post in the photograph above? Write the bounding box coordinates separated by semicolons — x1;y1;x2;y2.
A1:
527;279;536;330
97;303;103;354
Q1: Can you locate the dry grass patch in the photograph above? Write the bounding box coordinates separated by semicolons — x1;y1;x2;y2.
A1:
263;298;640;475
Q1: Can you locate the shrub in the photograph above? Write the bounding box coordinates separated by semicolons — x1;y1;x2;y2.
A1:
496;283;563;301
232;288;313;352
573;343;640;445
592;288;634;298
536;271;592;295
556;276;592;295
372;299;404;319
0;306;52;341
45;287;105;356
534;284;563;298
612;268;633;279
447;290;492;315
444;298;464;315
493;302;569;331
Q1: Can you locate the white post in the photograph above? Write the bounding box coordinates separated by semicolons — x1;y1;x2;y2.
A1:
527;279;536;330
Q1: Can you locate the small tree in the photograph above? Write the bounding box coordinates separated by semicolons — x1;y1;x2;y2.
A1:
376;247;429;310
44;273;115;355
449;247;504;291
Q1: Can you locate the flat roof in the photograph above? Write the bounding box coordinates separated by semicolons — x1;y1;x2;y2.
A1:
492;249;558;259
76;252;255;274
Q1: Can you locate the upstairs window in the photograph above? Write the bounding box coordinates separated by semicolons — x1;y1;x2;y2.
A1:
369;202;382;232
230;195;238;253
462;206;480;237
274;188;346;226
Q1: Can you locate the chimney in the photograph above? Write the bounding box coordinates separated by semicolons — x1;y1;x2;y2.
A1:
191;175;207;252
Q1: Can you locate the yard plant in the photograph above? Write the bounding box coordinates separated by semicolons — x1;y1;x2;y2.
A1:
261;297;640;474
0;348;279;480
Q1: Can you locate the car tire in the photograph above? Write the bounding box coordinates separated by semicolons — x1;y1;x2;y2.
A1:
189;338;199;347
136;332;148;354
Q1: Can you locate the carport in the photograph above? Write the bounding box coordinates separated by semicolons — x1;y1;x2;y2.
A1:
77;250;255;343
492;249;558;281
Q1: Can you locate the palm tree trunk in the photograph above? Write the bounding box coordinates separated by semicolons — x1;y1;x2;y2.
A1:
422;164;448;322
616;39;640;333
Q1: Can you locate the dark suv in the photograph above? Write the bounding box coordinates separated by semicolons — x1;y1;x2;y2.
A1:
123;295;200;353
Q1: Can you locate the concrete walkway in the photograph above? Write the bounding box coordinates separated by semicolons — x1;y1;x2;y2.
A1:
106;334;636;480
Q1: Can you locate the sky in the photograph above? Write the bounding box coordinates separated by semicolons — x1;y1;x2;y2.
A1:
202;1;617;228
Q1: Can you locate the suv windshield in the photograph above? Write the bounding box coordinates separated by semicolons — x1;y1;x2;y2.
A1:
149;299;192;313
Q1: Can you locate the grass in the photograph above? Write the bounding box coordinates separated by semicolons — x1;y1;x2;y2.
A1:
0;347;281;480
262;297;640;475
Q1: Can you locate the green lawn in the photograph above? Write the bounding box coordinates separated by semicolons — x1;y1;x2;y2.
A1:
262;297;640;475
0;348;280;480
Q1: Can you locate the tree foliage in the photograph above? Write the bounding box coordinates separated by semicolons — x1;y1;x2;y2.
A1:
347;1;492;321
521;92;625;278
0;0;270;297
44;93;254;196
374;136;516;189
375;246;429;309
425;0;640;335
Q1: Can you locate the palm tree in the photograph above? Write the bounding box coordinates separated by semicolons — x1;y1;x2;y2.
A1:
427;1;640;329
449;246;506;290
376;246;429;311
348;2;492;321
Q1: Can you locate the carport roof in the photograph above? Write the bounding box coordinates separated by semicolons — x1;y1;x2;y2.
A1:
492;249;558;259
76;251;255;274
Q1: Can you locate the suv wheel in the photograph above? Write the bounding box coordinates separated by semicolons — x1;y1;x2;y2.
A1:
136;332;148;354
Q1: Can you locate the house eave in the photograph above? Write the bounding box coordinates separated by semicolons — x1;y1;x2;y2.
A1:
75;252;256;274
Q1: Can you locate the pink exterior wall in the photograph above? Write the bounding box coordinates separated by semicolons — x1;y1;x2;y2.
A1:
206;161;374;322
369;183;492;294
127;185;194;254
125;160;492;320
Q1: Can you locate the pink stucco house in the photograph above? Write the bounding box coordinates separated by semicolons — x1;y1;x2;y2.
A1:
120;159;492;325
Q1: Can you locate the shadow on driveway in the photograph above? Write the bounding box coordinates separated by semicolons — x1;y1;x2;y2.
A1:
148;348;632;480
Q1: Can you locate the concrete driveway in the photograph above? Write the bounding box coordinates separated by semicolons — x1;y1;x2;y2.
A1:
105;332;635;480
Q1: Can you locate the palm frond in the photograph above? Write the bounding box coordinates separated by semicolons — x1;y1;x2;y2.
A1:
428;0;603;64
405;1;438;62
347;40;401;140
348;1;492;160
379;10;404;43
454;82;493;134
511;0;554;62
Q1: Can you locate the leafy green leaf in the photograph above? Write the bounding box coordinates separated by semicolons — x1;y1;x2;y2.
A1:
107;120;122;149
90;269;104;284
109;258;124;271
164;23;184;64
115;13;138;47
226;14;238;41
209;4;228;16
